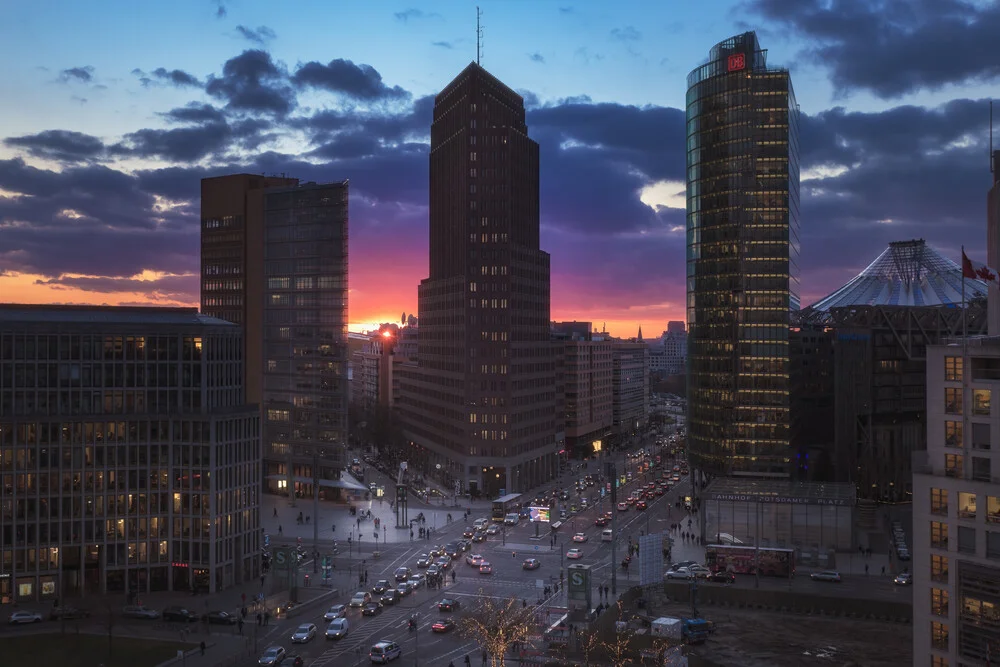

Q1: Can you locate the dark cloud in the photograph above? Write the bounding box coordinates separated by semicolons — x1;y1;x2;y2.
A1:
33;273;198;301
529;53;545;64
205;50;296;115
160;103;227;125
308;133;383;160
132;67;202;88
394;9;440;22
432;41;453;49
559;6;574;14
112;124;235;162
4;130;106;163
610;26;641;42
292;58;409;102
748;0;1000;98
213;0;227;19
58;66;94;83
235;25;276;46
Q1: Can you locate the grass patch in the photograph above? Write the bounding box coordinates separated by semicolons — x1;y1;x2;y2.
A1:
3;632;194;667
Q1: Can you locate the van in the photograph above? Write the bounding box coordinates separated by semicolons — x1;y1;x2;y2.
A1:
504;513;519;526
370;640;401;663
601;529;613;542
473;518;489;531
325;618;349;639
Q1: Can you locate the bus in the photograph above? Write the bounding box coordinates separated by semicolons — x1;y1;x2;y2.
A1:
491;493;522;522
705;544;795;578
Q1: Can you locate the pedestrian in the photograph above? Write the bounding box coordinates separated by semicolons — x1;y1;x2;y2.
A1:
256;612;262;626
200;641;206;656
278;525;282;535
273;507;277;518
465;654;471;667
364;570;369;584
238;617;244;635
264;611;270;625
881;565;886;576
482;650;487;666
865;564;869;576
241;607;247;619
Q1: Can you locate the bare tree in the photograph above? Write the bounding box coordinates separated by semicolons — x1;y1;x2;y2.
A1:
578;627;603;667
458;590;534;667
602;601;635;667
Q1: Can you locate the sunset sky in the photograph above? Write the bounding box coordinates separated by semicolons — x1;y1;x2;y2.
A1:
1;0;998;337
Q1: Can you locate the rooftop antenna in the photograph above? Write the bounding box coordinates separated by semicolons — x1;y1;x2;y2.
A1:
476;6;483;65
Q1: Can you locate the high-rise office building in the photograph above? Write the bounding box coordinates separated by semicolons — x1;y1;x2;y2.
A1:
201;176;350;495
685;32;800;478
397;62;557;498
988;150;1000;335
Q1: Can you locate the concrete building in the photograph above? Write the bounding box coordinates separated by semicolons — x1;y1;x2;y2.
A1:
649;324;688;376
612;342;649;443
0;305;261;603
201;176;350;497
686;32;800;478
552;323;613;460
396;62;558;498
914;336;1000;666
355;326;398;411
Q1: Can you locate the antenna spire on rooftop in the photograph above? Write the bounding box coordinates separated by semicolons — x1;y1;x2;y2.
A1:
476;6;483;65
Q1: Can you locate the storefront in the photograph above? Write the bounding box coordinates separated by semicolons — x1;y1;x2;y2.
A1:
701;479;856;554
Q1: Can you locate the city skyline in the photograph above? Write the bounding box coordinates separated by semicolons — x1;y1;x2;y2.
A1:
1;0;999;337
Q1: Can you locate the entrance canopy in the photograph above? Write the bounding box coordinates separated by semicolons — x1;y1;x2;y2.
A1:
264;473;367;492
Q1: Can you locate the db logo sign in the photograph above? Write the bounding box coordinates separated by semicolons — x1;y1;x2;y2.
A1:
727;53;746;72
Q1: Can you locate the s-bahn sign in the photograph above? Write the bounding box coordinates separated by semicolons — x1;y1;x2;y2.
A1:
707;493;851;507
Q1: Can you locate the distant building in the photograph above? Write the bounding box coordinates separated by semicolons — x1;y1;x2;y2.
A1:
552;322;613;459
355;325;399;410
612;341;649;442
201;175;350;498
396;63;557;498
0;305;260;602
649;324;688;376
913;337;1000;666
667;320;686;335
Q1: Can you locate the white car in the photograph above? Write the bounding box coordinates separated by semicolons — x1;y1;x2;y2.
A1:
8;611;42;624
566;548;583;560
572;533;588;543
688;565;712;579
466;554;484;566
323;604;347;621
326;618;349;639
291;622;316;643
350;591;371;608
665;567;693;580
258;646;286;666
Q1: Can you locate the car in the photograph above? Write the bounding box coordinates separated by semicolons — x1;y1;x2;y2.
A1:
427;564;441;576
291;623;317;643
325;618;349;639
810;571;842;583
394;567;412;582
522;558;541;570
566;548;583;560
894;572;912;585
479;562;493;574
617;502;628;511
350;592;372;608
594;517;608;527
432;618;456;633
472;532;487;543
688;565;712;579
372;579;391;594
408;574;426;589
671;560;698;570
665;567;693;580
486;524;501;535
203;610;238;625
258;646;287;666
466;553;484;566
636;501;648;511
428;546;445;558
381;590;400;606
370;640;402;664
8;611;43;624
435;557;452;570
50;606;90;621
416;554;431;568
459;540;472;552
655;488;665;496
437;598;461;612
709;571;735;584
321;604;347;621
463;527;475;538
444;543;461;558
122;605;160;619
362;602;383;617
163;606;199;622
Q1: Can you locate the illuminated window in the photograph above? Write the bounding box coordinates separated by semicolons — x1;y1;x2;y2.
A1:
959;492;977;519
944;421;962;448
931;656;948;667
930;488;948;516
931;554;948;582
931;621;948;650
973;389;991;416
988;496;1000;524
931;521;949;549
931;588;949;617
945;387;962;414
945;453;963;478
945;356;963;381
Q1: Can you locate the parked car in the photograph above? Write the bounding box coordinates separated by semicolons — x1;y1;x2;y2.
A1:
323;604;347;621
50;606;90;621
8;611;43;624
163;606;199;622
258;646;286;666
369;640;401;664
203;610;238;625
122;605;160;619
810;571;842;583
709;571;735;584
290;623;316;644
665;567;693;580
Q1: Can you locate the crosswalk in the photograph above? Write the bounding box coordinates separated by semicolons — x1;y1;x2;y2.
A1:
309;612;410;667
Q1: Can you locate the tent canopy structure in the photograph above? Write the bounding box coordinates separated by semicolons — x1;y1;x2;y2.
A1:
264;472;367;492
807;239;987;312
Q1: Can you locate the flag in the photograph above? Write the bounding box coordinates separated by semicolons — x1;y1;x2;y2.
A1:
962;250;1000;286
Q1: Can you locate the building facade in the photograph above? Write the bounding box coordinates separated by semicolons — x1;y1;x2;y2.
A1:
989;150;1000;337
396;62;558;498
555;327;613;460
201;176;350;497
0;305;260;603
686;31;800;478
914;337;1000;666
612;342;650;442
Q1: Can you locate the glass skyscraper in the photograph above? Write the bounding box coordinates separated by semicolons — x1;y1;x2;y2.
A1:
686;32;800;478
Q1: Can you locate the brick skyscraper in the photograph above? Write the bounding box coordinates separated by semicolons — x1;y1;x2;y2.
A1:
397;63;558;498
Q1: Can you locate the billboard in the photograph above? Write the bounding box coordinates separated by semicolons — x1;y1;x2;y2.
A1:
638;533;665;586
528;506;550;522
